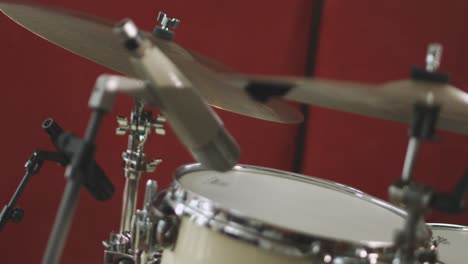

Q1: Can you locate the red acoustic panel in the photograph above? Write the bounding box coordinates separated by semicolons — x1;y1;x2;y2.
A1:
302;0;468;225
0;0;313;263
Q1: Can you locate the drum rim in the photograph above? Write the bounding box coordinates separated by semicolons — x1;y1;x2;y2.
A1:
165;163;406;261
428;223;468;232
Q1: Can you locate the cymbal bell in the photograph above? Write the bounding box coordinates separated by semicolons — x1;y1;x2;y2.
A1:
0;1;303;124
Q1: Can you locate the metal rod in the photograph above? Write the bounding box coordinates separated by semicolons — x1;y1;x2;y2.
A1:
7;170;32;209
0;170;33;232
42;110;105;264
42;177;81;264
120;178;140;232
119;100;147;232
402;137;420;182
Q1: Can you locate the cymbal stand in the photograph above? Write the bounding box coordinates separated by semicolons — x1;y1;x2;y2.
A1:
389;43;468;264
103;100;166;264
118;100;165;233
390;139;468;264
389;93;442;263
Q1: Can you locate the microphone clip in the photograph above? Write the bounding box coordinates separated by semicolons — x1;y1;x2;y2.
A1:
57;132;114;201
25;150;68;174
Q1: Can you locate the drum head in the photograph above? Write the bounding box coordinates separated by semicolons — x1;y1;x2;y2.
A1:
174;164;405;246
429;223;468;264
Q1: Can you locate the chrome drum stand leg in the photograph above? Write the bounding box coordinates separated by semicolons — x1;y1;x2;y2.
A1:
104;100;166;264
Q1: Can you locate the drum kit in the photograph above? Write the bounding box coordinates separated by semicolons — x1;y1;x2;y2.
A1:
0;1;467;264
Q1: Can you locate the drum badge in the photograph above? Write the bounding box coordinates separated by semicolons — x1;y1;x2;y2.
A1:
432;235;450;246
204;177;229;187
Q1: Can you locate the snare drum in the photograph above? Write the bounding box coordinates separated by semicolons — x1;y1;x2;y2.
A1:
429;223;468;264
159;164;409;264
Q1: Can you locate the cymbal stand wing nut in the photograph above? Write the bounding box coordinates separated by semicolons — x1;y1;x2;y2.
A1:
153;12;180;40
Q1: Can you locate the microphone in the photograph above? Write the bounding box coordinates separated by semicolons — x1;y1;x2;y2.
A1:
114;19;239;172
42;118;114;201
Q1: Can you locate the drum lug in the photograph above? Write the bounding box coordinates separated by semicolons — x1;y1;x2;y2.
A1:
131;180;180;263
155;214;179;248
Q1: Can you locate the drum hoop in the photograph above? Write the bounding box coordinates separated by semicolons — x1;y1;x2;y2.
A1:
428;223;468;232
165;163;406;261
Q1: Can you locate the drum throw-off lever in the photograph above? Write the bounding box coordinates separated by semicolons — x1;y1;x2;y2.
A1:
131;180;179;264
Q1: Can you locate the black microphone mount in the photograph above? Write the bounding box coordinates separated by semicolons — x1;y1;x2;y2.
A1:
0;149;67;232
43;118;115;201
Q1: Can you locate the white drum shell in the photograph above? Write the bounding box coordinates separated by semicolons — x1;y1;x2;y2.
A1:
161;164;409;264
161;218;315;264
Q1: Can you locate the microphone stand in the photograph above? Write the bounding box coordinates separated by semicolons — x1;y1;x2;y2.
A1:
42;74;150;264
42;110;107;264
0;150;67;233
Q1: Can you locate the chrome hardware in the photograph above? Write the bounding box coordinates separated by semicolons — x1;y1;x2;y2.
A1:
103;232;133;264
157;12;180;32
131;180;178;264
118;100;166;233
104;100;166;264
154;215;179;248
152;115;166;136
425;43;442;72
145;159;162;173
105;232;132;252
116;116;130;136
116;115;166;137
132;209;156;261
165;164;406;262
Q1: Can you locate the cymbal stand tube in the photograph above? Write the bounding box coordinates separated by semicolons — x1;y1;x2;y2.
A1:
118;100;165;233
104;98;165;264
120;100;145;233
389;98;441;264
401;138;420;182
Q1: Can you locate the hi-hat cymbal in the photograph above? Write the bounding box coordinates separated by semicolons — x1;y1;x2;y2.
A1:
0;1;303;124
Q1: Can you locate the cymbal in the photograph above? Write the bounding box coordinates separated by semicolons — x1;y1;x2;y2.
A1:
0;1;303;124
244;76;468;135
3;2;468;135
